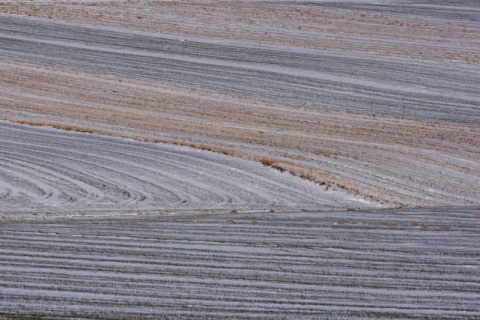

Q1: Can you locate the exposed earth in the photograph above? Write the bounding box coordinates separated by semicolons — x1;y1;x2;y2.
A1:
0;0;479;318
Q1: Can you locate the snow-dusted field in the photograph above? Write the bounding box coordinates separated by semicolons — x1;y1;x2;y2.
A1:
0;121;369;216
0;15;479;125
1;207;479;319
1;1;479;207
1;0;480;318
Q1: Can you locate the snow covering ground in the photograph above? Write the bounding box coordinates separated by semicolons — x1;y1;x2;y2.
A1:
1;207;479;319
0;0;479;318
0;121;371;216
1;4;479;206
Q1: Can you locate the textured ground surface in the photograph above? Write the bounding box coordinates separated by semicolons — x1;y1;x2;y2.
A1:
1;207;480;319
1;1;480;207
0;121;370;216
1;0;480;319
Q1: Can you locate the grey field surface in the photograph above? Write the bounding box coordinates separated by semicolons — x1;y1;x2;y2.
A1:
1;0;480;319
1;16;479;125
0;121;368;215
1;207;480;319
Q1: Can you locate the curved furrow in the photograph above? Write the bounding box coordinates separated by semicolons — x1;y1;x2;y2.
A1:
1;123;331;206
0;122;368;214
1;128;248;206
0;162;59;201
0;148;159;207
2;134;265;208
9;144;192;202
1;138;234;209
1;153;107;201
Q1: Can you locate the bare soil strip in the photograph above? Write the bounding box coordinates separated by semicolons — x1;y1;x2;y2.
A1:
1;15;479;125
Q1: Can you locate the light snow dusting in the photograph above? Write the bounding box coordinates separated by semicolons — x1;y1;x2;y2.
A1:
0;0;479;318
